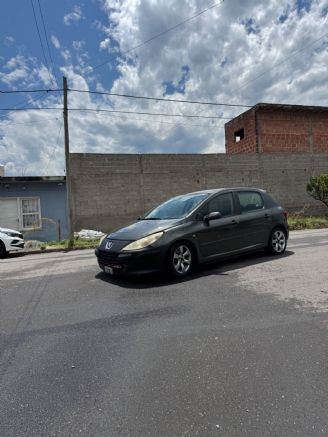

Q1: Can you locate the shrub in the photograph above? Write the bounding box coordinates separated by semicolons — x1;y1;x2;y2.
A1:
306;173;328;208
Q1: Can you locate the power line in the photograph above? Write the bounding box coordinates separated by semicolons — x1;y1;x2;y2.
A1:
37;0;61;89
0;87;251;109
30;0;54;86
0;92;48;119
77;111;225;129
236;31;328;92
69;108;232;119
68;88;252;108
0;107;231;119
44;122;63;170
1;118;58;127
0;89;61;94
92;0;224;71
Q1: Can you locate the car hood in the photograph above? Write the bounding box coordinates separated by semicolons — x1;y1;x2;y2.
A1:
108;219;183;241
0;227;21;235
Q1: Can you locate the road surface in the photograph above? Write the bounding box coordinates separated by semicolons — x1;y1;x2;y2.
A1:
1;229;328;436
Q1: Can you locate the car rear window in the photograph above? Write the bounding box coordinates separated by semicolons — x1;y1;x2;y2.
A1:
237;191;264;213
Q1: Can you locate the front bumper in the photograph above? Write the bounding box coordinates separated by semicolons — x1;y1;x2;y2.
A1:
7;239;25;252
95;247;166;275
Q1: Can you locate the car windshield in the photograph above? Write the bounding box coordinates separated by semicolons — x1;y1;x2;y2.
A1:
144;193;210;220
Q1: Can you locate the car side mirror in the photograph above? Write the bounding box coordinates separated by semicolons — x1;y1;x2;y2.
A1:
204;211;222;222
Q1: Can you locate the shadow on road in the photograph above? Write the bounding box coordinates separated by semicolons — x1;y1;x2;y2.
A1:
95;250;294;289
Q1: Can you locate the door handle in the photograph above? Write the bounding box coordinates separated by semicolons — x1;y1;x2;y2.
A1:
231;219;239;225
264;213;270;219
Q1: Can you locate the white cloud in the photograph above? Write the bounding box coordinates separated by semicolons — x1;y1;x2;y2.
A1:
51;35;61;49
4;36;15;46
61;49;71;62
0;55;30;85
99;37;110;50
1;0;328;175
63;5;83;26
34;65;56;87
72;40;85;51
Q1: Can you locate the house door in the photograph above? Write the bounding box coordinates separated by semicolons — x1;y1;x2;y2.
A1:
0;198;19;230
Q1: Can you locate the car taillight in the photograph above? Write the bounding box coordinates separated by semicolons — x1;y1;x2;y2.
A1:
283;210;288;219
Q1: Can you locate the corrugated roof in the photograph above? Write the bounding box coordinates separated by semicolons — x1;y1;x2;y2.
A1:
0;176;66;183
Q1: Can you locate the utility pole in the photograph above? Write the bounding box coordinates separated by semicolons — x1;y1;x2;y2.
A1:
63;76;73;248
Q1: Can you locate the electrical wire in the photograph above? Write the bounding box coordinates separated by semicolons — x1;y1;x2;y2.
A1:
30;0;54;86
68;88;252;108
92;0;224;70
70;110;225;129
236;31;328;92
37;0;61;89
44;122;63;170
0;92;48;119
0;107;231;119
0;87;251;111
0;89;61;94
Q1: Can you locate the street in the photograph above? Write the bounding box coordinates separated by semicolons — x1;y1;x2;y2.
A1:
1;229;328;436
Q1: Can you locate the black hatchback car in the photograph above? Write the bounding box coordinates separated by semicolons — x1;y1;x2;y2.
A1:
95;188;289;277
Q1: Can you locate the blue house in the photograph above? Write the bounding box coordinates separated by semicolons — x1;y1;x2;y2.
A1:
0;175;68;242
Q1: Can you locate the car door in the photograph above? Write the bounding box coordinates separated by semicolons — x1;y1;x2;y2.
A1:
234;190;272;249
194;192;243;259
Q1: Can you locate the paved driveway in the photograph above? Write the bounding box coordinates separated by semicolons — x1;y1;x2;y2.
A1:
1;229;328;436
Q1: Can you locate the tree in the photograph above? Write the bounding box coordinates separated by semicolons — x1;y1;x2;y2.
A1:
307;173;328;208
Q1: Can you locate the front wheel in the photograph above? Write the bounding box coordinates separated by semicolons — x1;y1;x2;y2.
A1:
0;241;7;259
168;243;194;277
266;228;287;255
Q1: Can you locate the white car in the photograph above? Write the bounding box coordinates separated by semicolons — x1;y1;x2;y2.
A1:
0;227;25;258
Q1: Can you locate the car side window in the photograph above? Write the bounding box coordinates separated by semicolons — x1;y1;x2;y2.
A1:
237;191;264;213
197;193;234;219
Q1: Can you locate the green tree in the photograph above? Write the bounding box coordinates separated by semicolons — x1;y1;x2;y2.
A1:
307;173;328;208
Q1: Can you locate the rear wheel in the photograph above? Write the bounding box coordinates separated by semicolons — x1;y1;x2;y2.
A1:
267;228;287;255
0;241;7;259
168;242;194;277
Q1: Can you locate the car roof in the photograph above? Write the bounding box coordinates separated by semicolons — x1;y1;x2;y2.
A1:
183;187;267;196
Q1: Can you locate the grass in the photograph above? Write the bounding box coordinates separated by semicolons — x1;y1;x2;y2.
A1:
40;238;101;250
31;214;328;251
288;214;328;231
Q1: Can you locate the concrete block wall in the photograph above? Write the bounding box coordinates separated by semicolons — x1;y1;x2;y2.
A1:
70;152;328;233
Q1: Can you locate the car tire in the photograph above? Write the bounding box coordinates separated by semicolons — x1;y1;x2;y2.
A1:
266;228;287;255
0;241;7;259
168;242;194;278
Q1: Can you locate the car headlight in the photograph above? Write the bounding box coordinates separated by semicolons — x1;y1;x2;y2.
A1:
99;234;107;245
2;231;17;237
122;231;164;251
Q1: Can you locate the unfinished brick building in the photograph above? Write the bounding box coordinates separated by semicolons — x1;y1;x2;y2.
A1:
225;103;328;154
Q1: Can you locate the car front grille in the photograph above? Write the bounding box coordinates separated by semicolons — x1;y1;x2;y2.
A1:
97;250;121;266
10;240;24;248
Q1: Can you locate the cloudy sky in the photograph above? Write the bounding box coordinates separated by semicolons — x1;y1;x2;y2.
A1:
0;0;327;175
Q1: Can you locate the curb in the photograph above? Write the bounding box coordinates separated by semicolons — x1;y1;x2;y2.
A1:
290;227;328;235
22;246;97;255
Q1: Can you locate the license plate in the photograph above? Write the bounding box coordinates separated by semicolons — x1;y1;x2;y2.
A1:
104;266;114;274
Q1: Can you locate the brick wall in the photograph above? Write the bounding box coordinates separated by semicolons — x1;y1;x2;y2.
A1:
225;108;257;153
225;107;328;154
70;153;328;233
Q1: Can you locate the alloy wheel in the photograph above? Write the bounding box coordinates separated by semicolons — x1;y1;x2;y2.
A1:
172;244;192;275
271;229;286;253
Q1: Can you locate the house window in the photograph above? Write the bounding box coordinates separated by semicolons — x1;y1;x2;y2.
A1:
20;197;41;230
234;128;245;143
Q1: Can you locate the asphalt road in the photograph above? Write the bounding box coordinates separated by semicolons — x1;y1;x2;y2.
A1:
1;229;328;437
